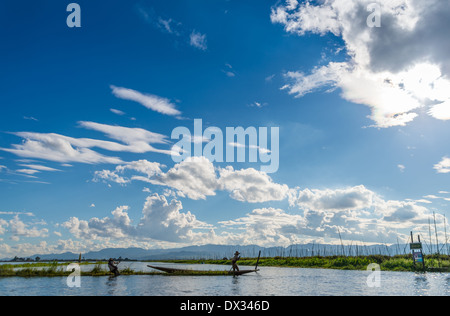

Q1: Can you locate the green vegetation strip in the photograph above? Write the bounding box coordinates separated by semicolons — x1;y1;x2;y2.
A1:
159;254;450;272
0;261;106;269
2;255;450;277
0;263;233;277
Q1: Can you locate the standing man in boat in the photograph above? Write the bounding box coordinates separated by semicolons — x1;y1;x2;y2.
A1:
231;251;240;273
108;258;120;276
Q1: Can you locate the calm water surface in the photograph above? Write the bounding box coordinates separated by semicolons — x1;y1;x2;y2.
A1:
0;262;449;296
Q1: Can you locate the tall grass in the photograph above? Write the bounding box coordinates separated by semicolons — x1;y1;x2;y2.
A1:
163;254;450;272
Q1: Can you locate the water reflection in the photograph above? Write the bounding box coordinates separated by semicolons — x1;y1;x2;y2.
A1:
413;273;430;296
231;275;242;296
106;276;127;296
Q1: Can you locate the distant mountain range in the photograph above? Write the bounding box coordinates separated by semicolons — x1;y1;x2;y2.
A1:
4;242;445;261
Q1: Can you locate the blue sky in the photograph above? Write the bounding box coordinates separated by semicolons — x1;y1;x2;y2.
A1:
1;0;450;257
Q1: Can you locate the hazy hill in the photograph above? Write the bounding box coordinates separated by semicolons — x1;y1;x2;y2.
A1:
1;242;432;261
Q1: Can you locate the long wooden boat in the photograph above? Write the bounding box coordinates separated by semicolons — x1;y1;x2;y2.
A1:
147;251;262;276
147;265;259;276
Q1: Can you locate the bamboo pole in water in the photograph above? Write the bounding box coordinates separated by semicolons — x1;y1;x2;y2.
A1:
444;215;449;256
428;218;433;254
433;212;440;256
338;229;345;256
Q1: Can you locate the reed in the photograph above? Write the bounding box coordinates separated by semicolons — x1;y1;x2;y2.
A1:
0;261;106;269
159;254;450;272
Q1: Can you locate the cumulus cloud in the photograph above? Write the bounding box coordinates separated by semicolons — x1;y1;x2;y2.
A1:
62;194;212;243
283;184;438;243
216;203;410;246
379;200;430;226
272;0;450;128
0;219;8;235
5;215;48;241
94;159;164;185
219;208;307;246
434;157;450;174
148;157;218;200
5;186;442;250
218;166;289;203
94;169;130;185
95;157;290;203
111;85;181;116
289;185;376;212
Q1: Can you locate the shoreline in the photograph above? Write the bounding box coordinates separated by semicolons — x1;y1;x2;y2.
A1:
1;255;450;277
157;254;450;273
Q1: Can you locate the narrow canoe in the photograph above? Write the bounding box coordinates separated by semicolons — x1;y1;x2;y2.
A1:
147;265;259;276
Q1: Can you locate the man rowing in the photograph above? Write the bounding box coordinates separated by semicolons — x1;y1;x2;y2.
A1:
231;251;240;273
108;258;120;276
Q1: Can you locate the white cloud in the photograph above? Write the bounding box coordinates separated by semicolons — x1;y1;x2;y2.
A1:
190;31;207;51
111;85;181;116
271;0;340;36
94;169;130;185
428;100;450;121
379;200;430;226
7;215;48;241
0;219;8;235
138;6;209;54
148;157;218;200
95;157;290;203
18;164;61;172
137;7;183;36
2;122;175;165
157;17;177;34
281;62;348;97
289;185;376;212
217;199;425;246
62;194;212;243
424;194;440;199
434;157;450;174
219;208;307;246
283;185;440;243
117;160;164;177
16;169;40;175
218;166;289;203
23;116;38;122
4;186;442;251
0;211;34;217
1;132;124;165
228;142;271;154
222;64;236;77
414;199;432;204
110;108;125;116
272;0;450;128
79;121;173;155
94;160;164;185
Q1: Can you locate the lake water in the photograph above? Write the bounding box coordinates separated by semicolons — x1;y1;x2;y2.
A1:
0;262;449;296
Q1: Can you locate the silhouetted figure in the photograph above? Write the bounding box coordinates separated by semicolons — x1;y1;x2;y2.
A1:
108;258;120;276
231;251;240;273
